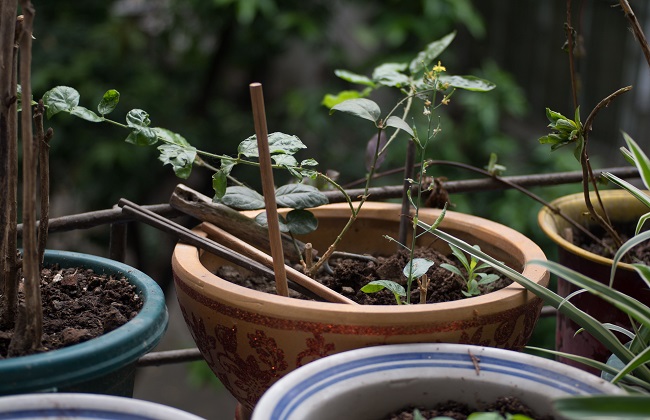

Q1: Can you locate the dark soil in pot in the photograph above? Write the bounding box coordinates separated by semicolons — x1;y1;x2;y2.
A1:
0;265;142;358
386;396;553;420
574;221;650;263
218;247;511;305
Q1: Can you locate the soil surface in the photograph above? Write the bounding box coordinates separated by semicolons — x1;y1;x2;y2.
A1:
386;396;553;420
218;247;511;305
0;265;142;358
575;221;650;264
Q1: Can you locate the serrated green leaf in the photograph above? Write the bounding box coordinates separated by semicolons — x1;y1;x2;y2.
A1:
438;75;495;92
404;258;435;279
42;86;79;118
275;184;328;209
238;132;306;158
98;89;120;115
409;31;456;74
158;143;196;179
385;116;414;137
285;209;318;235
271;154;298;168
334;69;375;87
221;186;265;210
70;106;102;122
330;98;381;123
212;170;228;200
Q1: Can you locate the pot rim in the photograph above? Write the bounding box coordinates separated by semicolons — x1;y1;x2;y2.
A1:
173;202;548;317
0;250;169;394
537;190;642;269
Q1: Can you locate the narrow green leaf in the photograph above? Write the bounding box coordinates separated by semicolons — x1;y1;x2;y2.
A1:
409;31;456;74
622;132;650;190
601;173;650;209
555;395;650;418
385;116;414;137
438;75;495;92
221;186;265;210
330;98;381;123
98;89;120;115
610;230;650;287
440;263;463;277
275;183;328;209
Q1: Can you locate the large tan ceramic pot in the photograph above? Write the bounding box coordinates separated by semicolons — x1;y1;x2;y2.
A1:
173;202;549;413
538;190;650;374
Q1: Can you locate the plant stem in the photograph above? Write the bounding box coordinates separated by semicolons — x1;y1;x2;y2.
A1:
565;0;578;110
35;100;52;265
619;0;650;69
16;0;42;352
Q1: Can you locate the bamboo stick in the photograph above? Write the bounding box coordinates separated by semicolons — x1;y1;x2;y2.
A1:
249;83;289;297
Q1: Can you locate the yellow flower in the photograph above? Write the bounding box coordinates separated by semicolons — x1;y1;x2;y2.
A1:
432;61;446;73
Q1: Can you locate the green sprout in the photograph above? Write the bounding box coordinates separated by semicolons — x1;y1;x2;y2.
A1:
440;244;500;297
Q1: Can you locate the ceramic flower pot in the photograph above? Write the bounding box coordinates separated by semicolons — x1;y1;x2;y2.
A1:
172;202;549;413
538;190;650;374
0;393;204;420
0;250;168;396
252;343;624;420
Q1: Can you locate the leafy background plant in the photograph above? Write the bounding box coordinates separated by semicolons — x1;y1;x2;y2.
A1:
27;1;649;417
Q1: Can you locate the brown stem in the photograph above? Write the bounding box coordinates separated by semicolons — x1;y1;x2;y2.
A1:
15;0;42;352
580;86;632;251
619;0;650;69
35;101;52;266
566;0;578;110
0;10;21;330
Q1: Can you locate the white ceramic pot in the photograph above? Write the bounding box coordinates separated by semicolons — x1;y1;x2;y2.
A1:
252;343;624;420
0;393;205;420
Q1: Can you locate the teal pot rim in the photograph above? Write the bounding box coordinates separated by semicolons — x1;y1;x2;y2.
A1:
0;250;169;394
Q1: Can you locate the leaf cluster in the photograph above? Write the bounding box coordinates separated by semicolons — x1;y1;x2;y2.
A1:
440;244;500;297
538;107;583;159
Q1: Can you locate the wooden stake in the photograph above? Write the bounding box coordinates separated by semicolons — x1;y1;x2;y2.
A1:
249;83;289;297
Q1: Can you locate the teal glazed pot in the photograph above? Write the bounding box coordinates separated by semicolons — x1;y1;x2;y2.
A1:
0;250;168;396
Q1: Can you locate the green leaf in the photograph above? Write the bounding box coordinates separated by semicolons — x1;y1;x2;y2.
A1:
126;109;151;128
610;230;650;288
157;143;197;179
372;62;410;87
330;98;381;123
275;184;328;209
42;86;79;118
545;108;567;123
153;127;191;147
98;89;120;115
622;132;650;191
70;106;102;122
300;158;318;167
285;209;318;235
238;132;307;158
221;186;265;210
409;31;456;74
385;116;414;137
322;90;365;109
361;280;406;297
212;170;228;200
438;75;495;92
126;127;158;146
404;258;435;279
555;395;650;418
255;212;290;233
440;262;463;277
272;154;299;167
334;69;375;87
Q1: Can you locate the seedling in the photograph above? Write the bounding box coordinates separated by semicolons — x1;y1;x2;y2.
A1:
440;244;500;297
